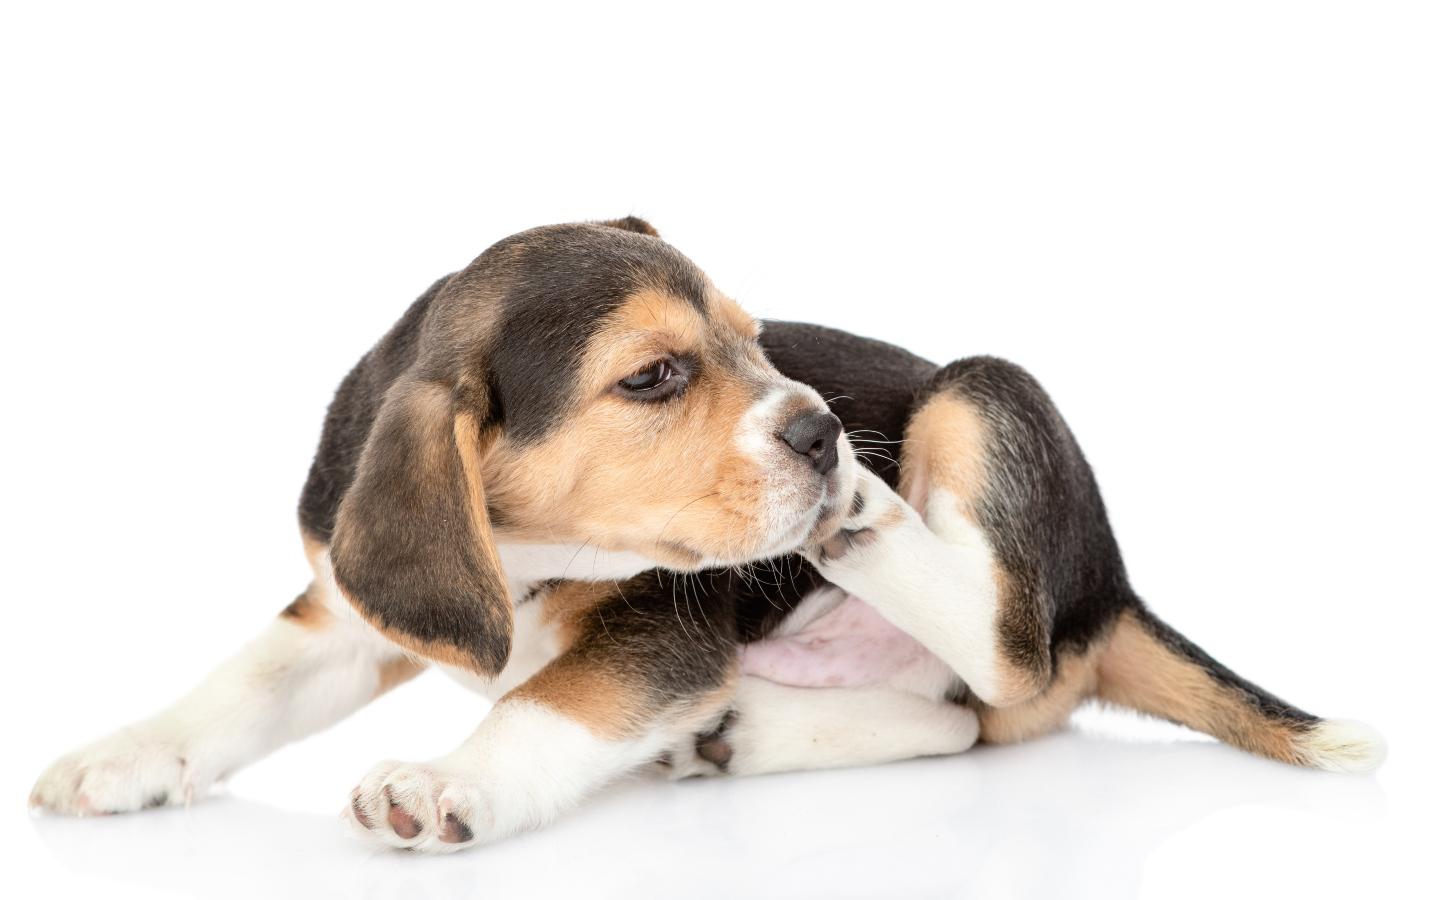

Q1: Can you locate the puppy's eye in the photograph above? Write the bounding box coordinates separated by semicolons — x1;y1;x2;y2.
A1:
619;360;674;391
616;359;685;399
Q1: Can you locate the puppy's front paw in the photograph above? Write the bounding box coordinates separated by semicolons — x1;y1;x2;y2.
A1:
31;728;194;816
347;760;492;854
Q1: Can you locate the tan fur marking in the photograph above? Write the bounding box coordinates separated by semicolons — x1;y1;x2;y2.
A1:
508;661;651;740
300;529;328;578
899;392;991;521
1097;609;1303;763
375;656;425;698
598;288;708;377
512;655;739;743
874;503;907;530
279;587;331;629
712;293;760;339
452;410;505;596
979;645;1101;743
539;581;622;648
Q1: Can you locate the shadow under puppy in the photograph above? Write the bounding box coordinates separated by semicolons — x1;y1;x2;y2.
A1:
31;217;1385;852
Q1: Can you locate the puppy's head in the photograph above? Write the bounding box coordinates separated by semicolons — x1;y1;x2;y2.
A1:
332;218;856;674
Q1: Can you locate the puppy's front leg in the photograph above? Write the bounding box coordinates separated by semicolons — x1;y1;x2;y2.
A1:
803;468;1011;704
347;579;735;852
32;568;419;815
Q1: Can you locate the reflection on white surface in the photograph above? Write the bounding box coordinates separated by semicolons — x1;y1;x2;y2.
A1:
29;723;1393;900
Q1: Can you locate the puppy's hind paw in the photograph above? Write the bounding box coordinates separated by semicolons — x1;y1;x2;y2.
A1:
805;468;916;566
813;525;882;564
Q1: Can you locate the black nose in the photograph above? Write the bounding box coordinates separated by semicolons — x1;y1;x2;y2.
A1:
779;410;842;475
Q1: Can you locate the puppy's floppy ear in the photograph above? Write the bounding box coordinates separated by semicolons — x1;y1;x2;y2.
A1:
596;215;659;237
331;376;511;676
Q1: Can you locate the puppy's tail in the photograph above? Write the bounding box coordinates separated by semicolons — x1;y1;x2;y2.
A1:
1096;606;1385;772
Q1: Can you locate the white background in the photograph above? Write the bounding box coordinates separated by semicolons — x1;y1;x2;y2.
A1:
3;2;1437;898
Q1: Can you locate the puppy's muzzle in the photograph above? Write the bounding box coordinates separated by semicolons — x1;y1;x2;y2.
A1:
779;410;842;475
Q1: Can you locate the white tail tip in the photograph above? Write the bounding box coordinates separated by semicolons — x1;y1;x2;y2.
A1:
1297;719;1387;773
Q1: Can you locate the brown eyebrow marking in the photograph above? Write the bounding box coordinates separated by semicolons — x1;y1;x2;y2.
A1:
712;294;760;339
580;289;709;392
615;289;706;340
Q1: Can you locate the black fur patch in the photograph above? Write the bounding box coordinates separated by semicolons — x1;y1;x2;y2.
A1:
576;569;740;705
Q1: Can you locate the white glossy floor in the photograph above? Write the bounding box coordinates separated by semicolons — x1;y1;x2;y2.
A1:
13;673;1427;900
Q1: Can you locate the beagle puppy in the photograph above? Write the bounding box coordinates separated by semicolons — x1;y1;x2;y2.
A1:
31;217;1385;852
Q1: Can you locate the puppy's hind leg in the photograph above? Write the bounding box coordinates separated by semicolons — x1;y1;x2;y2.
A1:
670;677;980;778
803;468;1018;705
31;540;421;816
810;359;1112;711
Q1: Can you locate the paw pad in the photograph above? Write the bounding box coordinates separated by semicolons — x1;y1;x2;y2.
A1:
441;812;473;844
385;787;422;839
817;527;879;563
694;711;737;772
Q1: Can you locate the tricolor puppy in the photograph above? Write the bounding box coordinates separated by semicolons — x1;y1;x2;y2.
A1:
32;218;1385;851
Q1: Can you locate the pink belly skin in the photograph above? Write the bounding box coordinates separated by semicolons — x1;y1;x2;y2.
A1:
739;595;934;688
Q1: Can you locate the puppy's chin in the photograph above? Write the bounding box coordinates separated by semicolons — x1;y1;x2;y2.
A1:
802;454;862;546
661;504;824;570
767;465;864;558
644;540;711;571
